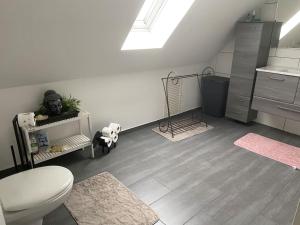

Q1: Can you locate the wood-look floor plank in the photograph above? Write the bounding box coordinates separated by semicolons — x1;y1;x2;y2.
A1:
34;116;300;225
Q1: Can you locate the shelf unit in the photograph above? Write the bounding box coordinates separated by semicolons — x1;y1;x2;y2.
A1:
21;111;94;167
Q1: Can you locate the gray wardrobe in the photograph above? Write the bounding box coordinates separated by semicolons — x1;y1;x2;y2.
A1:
225;22;276;123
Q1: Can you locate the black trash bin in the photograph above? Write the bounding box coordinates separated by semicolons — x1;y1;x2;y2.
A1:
201;75;229;117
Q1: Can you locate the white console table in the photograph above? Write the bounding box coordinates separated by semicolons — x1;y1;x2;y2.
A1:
21;111;94;167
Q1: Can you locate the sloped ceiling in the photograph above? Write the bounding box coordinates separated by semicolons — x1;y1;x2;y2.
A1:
0;0;265;89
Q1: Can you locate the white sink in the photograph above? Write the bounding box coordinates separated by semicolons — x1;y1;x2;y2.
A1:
256;66;300;77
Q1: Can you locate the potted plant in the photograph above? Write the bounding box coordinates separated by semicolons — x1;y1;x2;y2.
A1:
62;95;81;114
35;91;81;126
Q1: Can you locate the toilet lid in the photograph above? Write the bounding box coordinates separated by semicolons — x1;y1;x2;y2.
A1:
0;166;73;212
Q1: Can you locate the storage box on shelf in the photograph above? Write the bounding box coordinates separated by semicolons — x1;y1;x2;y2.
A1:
21;111;94;167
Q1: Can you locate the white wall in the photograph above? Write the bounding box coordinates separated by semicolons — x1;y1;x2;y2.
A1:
0;64;204;171
0;0;266;89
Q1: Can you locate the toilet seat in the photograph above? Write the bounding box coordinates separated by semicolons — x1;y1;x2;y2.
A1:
3;179;73;225
0;166;73;212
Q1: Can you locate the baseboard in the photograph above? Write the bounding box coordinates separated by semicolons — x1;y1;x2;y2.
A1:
0;107;202;176
119;107;202;135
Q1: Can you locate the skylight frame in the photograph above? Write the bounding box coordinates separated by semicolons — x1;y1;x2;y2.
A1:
133;0;167;32
121;0;196;51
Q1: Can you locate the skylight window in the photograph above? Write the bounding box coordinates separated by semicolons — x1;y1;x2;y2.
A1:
280;10;300;40
121;0;195;50
133;0;167;31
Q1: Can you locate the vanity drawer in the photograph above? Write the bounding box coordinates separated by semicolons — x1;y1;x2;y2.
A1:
226;94;252;122
252;96;300;121
227;94;250;109
226;107;249;123
254;72;299;103
229;75;255;97
231;52;257;78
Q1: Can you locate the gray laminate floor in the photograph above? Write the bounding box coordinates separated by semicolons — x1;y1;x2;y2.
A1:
41;116;300;225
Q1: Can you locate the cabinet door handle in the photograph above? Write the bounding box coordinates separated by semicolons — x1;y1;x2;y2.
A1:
277;106;300;114
269;76;285;81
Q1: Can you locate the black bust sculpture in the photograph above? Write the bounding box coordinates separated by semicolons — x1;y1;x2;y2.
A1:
43;90;63;116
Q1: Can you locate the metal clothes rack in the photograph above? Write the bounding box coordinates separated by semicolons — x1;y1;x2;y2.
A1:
159;71;207;138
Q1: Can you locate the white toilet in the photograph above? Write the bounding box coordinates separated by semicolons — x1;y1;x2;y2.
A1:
0;166;74;225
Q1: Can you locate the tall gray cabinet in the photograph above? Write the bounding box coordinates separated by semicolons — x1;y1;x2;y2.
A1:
225;22;275;123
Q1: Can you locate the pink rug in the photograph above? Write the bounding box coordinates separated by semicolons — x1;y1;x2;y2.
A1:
234;133;300;169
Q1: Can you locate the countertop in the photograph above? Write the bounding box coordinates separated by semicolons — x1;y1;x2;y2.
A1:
256;66;300;77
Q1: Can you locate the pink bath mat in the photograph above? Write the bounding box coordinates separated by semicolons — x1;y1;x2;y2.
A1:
234;133;300;169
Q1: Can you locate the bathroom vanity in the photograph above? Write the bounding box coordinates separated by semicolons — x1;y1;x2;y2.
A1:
225;22;277;123
252;67;300;121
